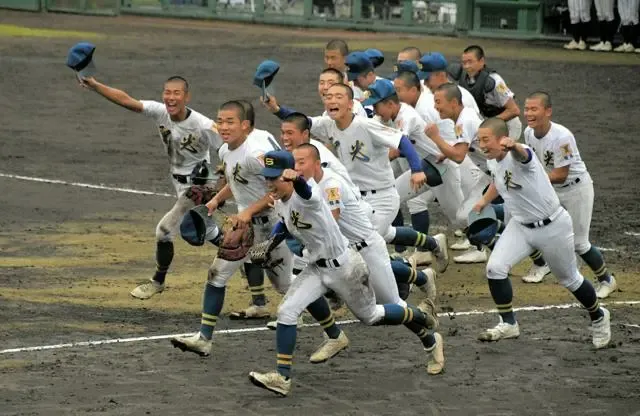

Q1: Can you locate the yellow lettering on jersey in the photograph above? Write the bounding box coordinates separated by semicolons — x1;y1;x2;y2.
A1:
325;187;341;203
291;211;312;230
233;163;249;185
504;170;522;190
543;150;554;167
350;140;370;162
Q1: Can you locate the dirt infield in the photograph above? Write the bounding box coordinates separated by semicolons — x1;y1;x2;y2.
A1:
1;10;640;415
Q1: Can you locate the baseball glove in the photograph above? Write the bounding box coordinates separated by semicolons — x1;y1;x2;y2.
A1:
248;234;285;269
216;218;255;261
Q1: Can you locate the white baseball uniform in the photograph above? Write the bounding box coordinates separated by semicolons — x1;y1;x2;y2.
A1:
140;101;222;197
524;122;594;255
309;115;403;242
208;135;292;292
618;0;639;24
274;179;385;326
458;86;482;117
485;146;584;293
323;99;368;118
484;74;522;140
569;0;594;22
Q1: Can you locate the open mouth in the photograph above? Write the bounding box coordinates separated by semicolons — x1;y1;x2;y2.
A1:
327;107;340;115
165;103;178;112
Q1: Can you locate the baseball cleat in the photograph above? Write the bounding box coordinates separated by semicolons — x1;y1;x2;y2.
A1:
229;304;271;320
309;331;350;363
418;267;437;302
170;333;212;357
596;275;618;299
614;43;635;52
417;298;439;330
249;371;291;396
408;250;433;267
577;40;587;50
563;40;580;50
453;247;488;264
478;318;520;342
521;263;551;283
426;332;445;375
433;234;449;273
591;307;611;349
130;280;164;299
589;41;605;51
450;236;472;251
636;48;640;53
454;229;465;238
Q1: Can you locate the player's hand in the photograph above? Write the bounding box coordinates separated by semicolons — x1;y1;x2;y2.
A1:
435;154;447;163
229;211;252;229
206;197;219;216
266;194;276;208
472;199;488;213
425;123;439;139
499;137;516;151
410;171;426;192
280;169;298;182
261;95;280;113
388;148;401;160
79;76;97;90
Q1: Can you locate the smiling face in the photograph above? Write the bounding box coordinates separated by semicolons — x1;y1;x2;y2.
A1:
393;77;418;106
162;80;189;118
373;100;396;122
293;146;321;180
318;71;342;100
477;126;503;160
324;84;353;121
266;176;293;201
461;51;484;78
216;108;249;148
524;97;552;130
434;90;456;120
280;121;308;152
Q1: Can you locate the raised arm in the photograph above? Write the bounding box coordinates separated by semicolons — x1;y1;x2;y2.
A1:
81;77;143;113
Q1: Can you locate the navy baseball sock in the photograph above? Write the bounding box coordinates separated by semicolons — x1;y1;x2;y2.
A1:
392;210;406;253
529;250;547;267
306;297;341;339
571;280;604;321
488;278;516;324
404;322;436;349
411;210;430;252
579;246;611;283
153;241;174;284
392;227;438;251
244;263;266;306
571;23;579;42
276;323;297;379
391;260;427;286
379;304;429;327
492;204;505;221
200;283;225;340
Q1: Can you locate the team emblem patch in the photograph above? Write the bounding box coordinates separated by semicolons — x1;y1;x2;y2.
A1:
325;187;341;202
560;144;573;160
455;124;463;137
496;83;508;95
362;90;370;99
393;65;399;73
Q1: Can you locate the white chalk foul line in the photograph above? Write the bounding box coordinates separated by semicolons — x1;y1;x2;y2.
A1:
2;300;639;355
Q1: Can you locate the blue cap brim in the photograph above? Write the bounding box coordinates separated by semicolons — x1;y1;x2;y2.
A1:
417;70;431;80
261;167;284;179
422;159;446;187
362;96;382;107
346;72;359;81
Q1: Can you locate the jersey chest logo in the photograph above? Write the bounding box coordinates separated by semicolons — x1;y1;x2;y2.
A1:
232;163;249;185
543;150;554;167
179;134;200;154
350;140;370;162
290;210;312;230
503;170;522;190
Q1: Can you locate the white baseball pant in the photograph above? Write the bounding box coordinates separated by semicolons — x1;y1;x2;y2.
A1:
486;207;584;292
619;0;640;24
568;0;593;23
594;0;615;20
556;174;594;255
357;232;404;305
362;186;401;242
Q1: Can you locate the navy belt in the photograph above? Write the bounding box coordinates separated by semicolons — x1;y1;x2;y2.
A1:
172;174;189;184
523;218;552;229
316;258;341;268
560;177;581;188
360;189;377;196
354;241;368;251
251;216;270;225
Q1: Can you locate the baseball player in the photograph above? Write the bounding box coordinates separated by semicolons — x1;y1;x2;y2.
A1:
589;0;615;51
614;0;640;52
169;101;293;356
397;46;422;63
248;150;444;397
451;45;523;140
263;84;451;260
472;117;611;350
318;68;368;118
323;39;365;101
564;0;592;50
521;92;618;298
77;75;222;299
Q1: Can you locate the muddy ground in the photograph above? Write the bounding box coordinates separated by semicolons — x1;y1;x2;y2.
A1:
0;10;639;415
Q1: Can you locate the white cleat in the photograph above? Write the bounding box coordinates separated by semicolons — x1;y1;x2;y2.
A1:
596;275;618;299
577;40;587;50
433;234;449;273
454;229;465;238
521;264;551;283
589;41;604;51
418;298;439;330
426;332;445;375
600;41;612;51
170;332;212;357
614;43;635;52
130;280;164;299
408;250;433;267
478;318;520;342
636;48;640;53
309;331;350;363
229;304;271;320
249;371;291;396
453;247;488;264
418;267;437;302
563;39;580;50
450;237;472;251
591;307;611;349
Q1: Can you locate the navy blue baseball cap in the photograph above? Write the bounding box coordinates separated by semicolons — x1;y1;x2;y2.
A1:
422;159;448;187
180;205;217;247
66;42;96;78
261;150;295;179
346;51;374;81
364;48;385;68
466;205;499;246
388;60;420;80
362;78;397;107
417;52;448;80
253;60;280;88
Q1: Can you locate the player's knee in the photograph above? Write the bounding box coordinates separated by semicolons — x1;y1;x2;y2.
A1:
574;241;591;256
360;305;385;325
381;226;396;243
560;271;583;292
155;223;173;242
486;258;509;280
266;270;290;295
277;301;301;326
207;261;228;288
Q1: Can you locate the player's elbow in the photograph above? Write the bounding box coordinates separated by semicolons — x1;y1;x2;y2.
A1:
506;100;520;117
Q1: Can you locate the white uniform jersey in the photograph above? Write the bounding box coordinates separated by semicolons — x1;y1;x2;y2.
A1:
141;101;222;175
459;86;481;116
317;168;375;243
523;122;588;189
454;107;487;172
485;73;515;109
415;91;457;144
310;138;355;190
487;146;561;224
310;115;402;192
376;103;441;160
248;127;281;150
218;135;281;212
275;178;349;263
322;99;367;118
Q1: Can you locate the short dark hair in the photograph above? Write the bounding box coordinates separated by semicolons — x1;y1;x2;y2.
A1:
325;39;349;56
295;143;321;161
320;68;345;83
395;71;421;90
527;91;552;109
282;112;311;133
328;83;354;100
463;45;485;60
237;100;255;127
380;94;400;105
165;75;189;92
479;117;509;138
399;46;422;61
218;100;247;121
435;82;462;105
